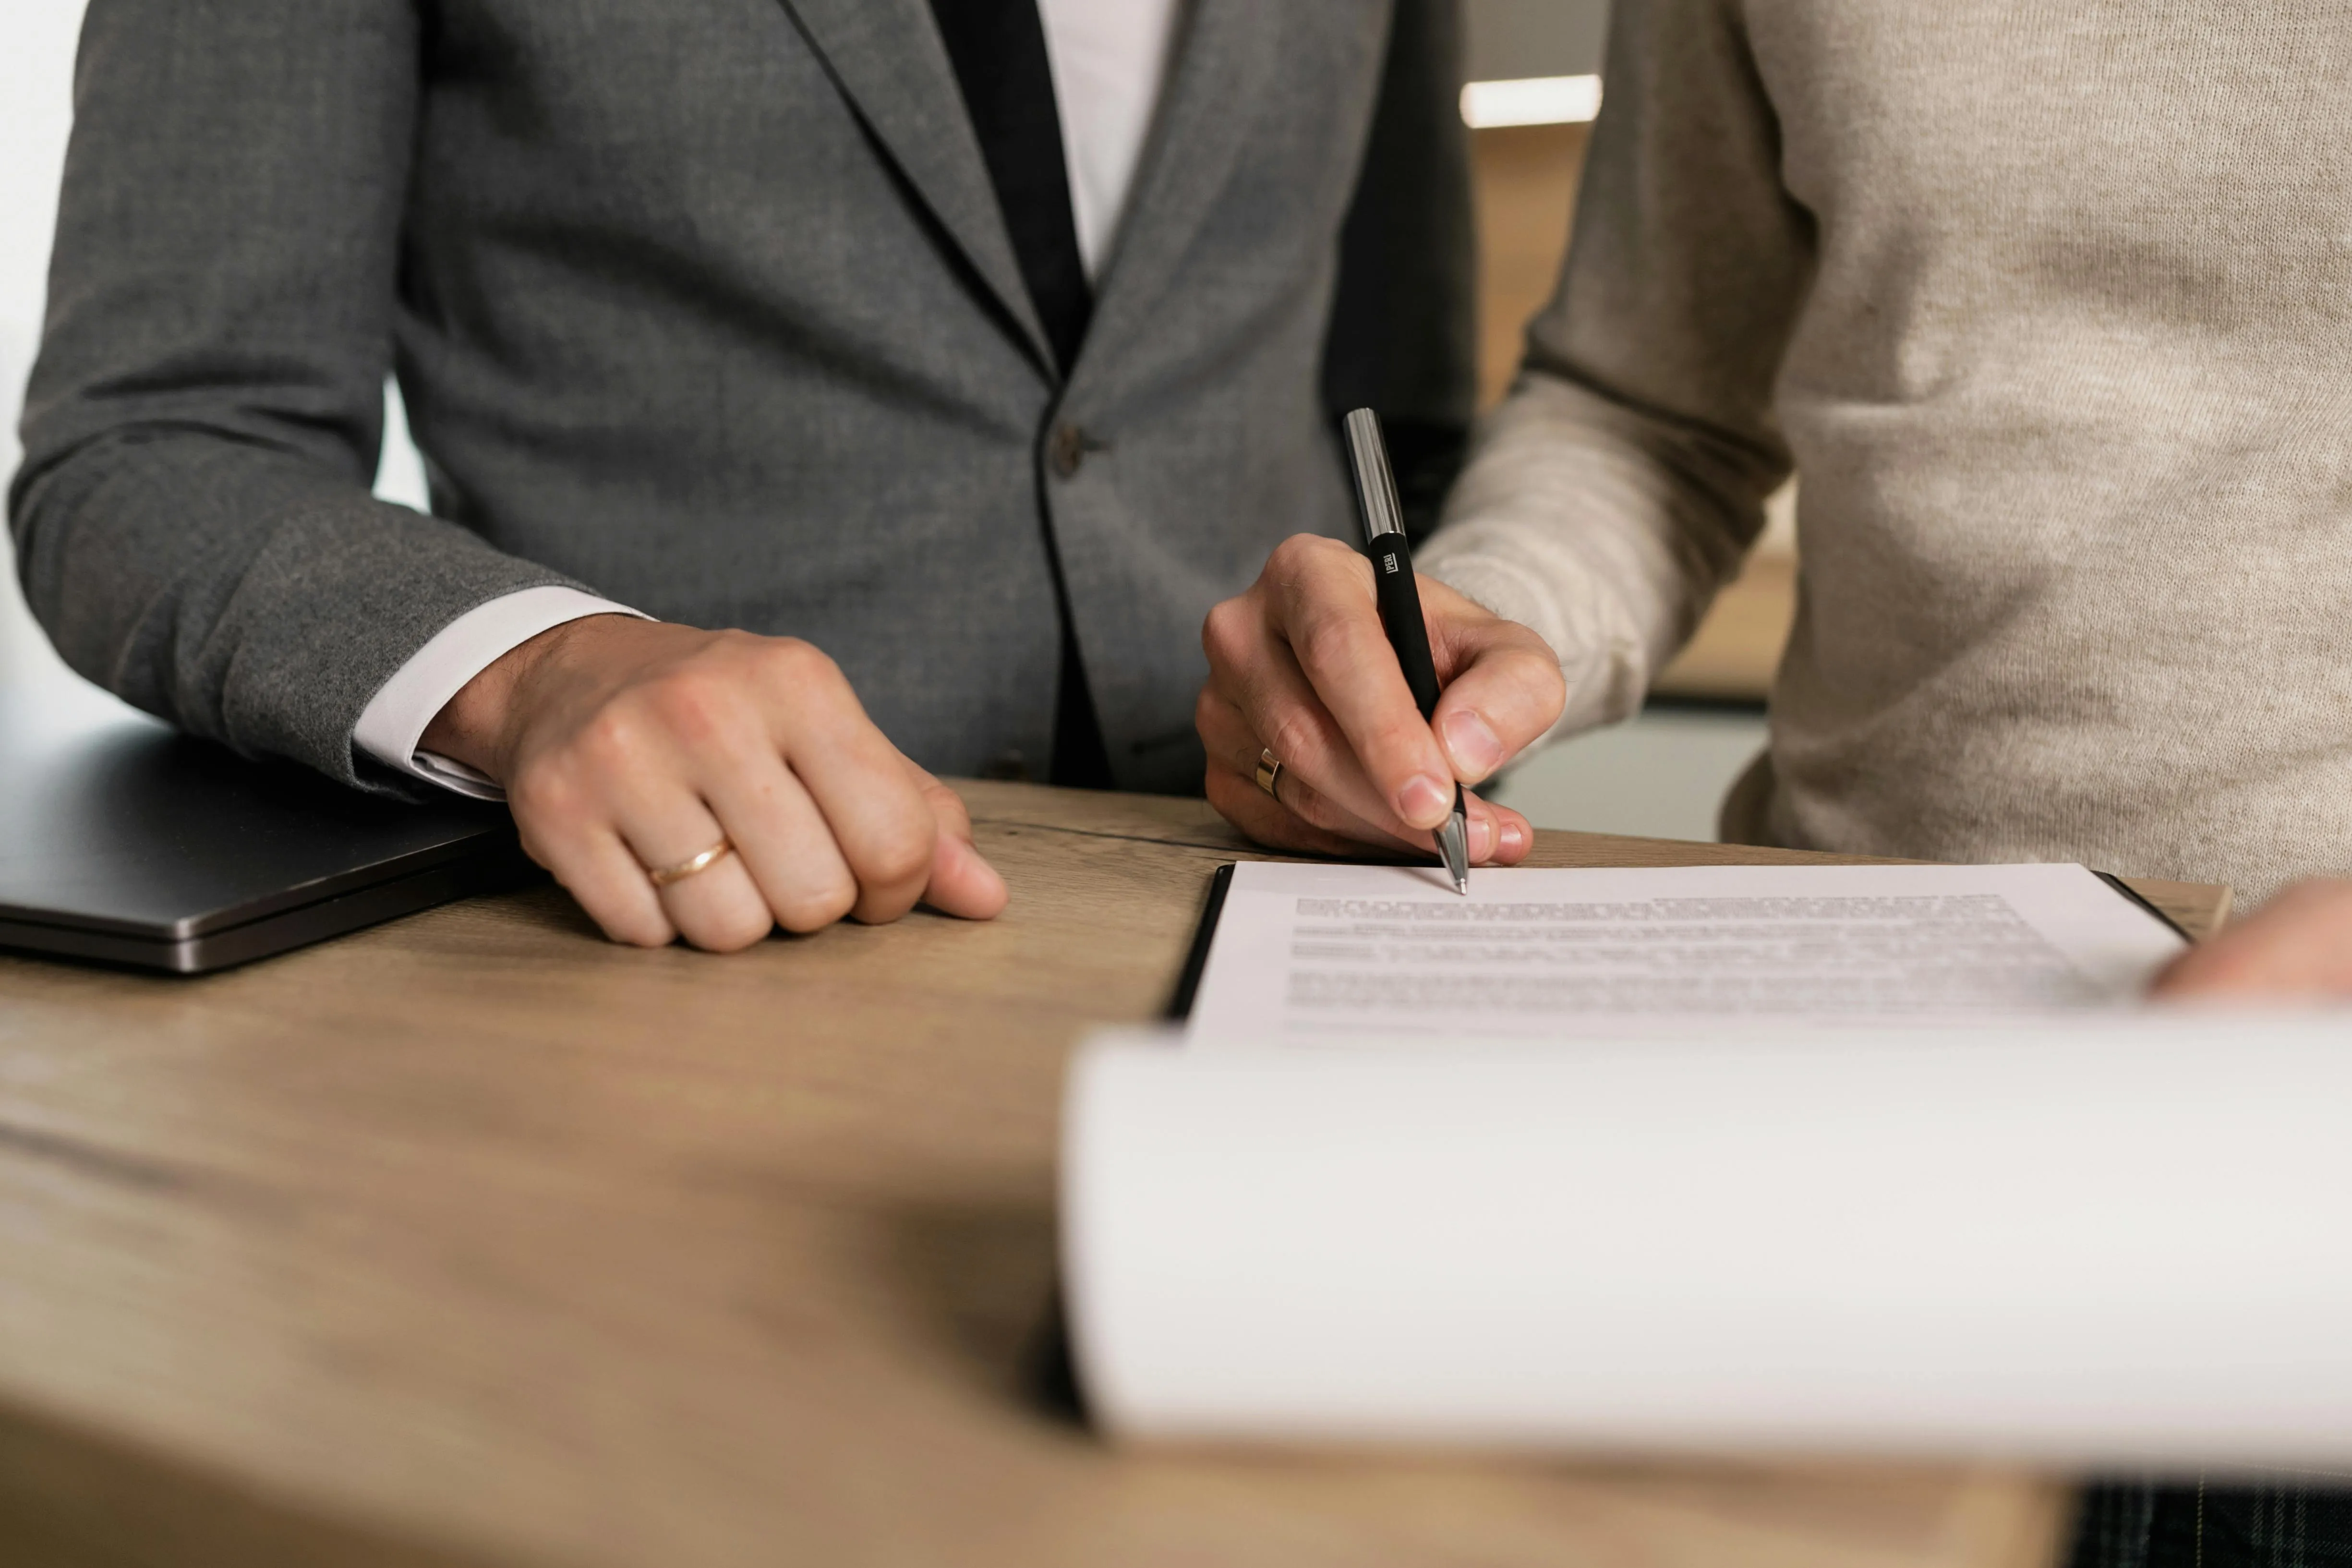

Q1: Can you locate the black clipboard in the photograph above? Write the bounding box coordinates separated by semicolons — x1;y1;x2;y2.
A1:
1162;861;1238;1021
2093;871;2194;942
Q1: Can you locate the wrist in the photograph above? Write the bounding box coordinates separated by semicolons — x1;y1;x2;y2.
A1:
421;615;613;781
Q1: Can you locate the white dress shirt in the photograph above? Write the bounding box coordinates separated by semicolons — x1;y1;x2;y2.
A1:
1037;0;1184;279
355;0;1184;796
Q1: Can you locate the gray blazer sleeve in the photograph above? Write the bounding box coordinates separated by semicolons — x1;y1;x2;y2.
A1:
1322;0;1479;540
7;0;584;788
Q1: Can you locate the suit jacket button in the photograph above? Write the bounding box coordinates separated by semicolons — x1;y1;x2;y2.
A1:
1049;422;1086;479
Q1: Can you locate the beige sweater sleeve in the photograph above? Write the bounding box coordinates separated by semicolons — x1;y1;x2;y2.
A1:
1421;0;1811;740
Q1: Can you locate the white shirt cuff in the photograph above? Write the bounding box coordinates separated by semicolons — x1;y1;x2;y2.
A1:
353;586;646;799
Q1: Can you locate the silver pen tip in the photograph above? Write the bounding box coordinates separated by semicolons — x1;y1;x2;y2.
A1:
1437;813;1470;895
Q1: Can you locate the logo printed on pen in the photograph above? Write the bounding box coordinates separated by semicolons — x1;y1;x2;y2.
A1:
1382;553;1400;575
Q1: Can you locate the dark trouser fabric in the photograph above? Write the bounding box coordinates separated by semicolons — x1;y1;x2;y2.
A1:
2072;1481;2352;1568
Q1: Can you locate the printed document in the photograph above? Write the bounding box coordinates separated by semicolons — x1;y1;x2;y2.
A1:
1185;859;2184;1038
1057;860;2341;1469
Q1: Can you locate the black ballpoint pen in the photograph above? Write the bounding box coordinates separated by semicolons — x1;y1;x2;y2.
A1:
1340;408;1471;894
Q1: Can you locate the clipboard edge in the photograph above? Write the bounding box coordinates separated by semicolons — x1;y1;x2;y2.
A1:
1045;862;1238;1430
1162;862;1238;1021
2094;869;2195;944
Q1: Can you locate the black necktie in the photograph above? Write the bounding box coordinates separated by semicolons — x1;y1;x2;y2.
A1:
926;0;1093;376
927;0;1114;788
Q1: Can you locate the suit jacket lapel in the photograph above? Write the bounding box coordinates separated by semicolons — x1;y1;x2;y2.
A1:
776;0;1056;374
1074;0;1266;380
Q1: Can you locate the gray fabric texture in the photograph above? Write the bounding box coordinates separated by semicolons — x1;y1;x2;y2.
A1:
1424;0;2352;904
11;0;1474;797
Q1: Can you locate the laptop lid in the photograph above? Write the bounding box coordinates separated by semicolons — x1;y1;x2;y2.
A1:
0;679;531;973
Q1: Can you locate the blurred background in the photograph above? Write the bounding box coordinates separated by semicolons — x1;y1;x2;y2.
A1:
0;0;1788;840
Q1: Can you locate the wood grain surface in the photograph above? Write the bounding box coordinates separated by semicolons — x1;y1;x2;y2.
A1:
0;781;2227;1567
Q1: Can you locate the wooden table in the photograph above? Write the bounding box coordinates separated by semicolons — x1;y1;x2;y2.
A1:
0;782;2228;1568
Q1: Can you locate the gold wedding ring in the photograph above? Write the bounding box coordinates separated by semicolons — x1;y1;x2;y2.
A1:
646;837;735;888
1254;748;1286;803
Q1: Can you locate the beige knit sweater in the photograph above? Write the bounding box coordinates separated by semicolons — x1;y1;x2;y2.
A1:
1423;0;2352;903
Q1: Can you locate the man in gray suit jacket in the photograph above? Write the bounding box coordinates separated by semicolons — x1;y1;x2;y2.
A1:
10;0;1476;950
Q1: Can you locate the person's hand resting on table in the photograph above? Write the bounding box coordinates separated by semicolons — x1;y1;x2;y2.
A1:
422;617;1009;952
2151;879;2352;998
1198;534;1567;863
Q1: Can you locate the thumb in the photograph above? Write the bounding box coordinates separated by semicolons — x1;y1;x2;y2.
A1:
1426;597;1568;786
925;830;1011;920
909;764;1010;920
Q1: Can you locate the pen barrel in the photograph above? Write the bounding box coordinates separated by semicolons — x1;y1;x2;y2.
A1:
1366;533;1444;722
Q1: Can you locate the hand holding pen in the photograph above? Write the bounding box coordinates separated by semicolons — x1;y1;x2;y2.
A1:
1193;410;1568;875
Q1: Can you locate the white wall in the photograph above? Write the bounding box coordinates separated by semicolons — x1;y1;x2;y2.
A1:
0;0;87;682
1464;0;1609;82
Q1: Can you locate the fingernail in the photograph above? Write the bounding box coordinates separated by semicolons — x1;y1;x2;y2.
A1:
1441;710;1505;780
1396;773;1450;827
1470;814;1496;861
1499;818;1527;857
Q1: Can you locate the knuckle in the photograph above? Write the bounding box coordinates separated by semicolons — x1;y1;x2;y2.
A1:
512;825;558;872
934;802;974;848
774;873;858;935
1292;608;1362;675
759;636;842;694
1528;643;1568;692
507;763;581;826
1261;708;1326;779
1489;647;1569;724
1268;532;1341;579
925;780;973;837
1202;598;1246;663
1298;535;1370;591
1500;623;1564;666
1537;658;1569;715
646;671;748;750
576;706;645;771
863;817;937;888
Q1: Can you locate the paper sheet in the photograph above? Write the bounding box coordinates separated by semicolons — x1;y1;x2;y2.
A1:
1186;860;2186;1038
1063;1017;2352;1464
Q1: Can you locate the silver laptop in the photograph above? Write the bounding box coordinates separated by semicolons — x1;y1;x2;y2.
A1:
0;678;532;973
